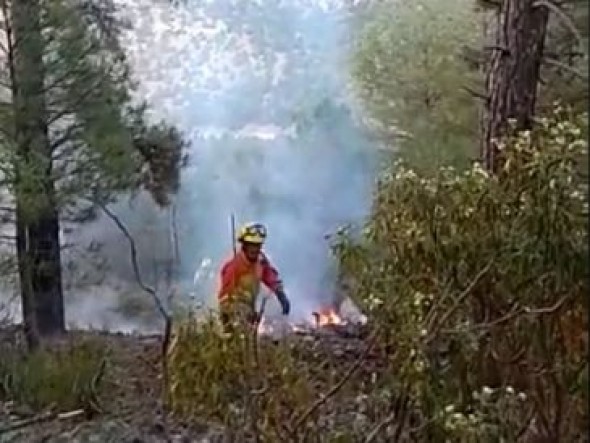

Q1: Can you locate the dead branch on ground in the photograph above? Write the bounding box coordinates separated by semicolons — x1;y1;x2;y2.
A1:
0;409;85;434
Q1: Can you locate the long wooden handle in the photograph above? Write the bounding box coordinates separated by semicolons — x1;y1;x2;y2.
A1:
230;213;237;256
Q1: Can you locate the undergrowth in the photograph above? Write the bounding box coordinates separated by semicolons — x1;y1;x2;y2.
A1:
166;314;316;440
0;339;108;413
166;313;389;441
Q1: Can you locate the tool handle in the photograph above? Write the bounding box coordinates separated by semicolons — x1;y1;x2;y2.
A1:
230;214;237;256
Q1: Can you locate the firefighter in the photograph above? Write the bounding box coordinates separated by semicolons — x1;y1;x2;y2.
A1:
217;222;290;330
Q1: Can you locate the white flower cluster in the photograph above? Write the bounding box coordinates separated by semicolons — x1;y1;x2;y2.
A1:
394;166;418;181
462;206;475;217
570;188;586;201
568;138;587;153
412;291;433;308
366;292;384;311
471;162;489;179
472;385;527;403
440;385;529;434
441;403;480;432
410;291;432;330
408;348;428;373
404;221;424;238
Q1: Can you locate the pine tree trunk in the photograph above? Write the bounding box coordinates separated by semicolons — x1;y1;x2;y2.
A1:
12;0;65;346
15;210;39;349
481;0;549;171
16;210;65;337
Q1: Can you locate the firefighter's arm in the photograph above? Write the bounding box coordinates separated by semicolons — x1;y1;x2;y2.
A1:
260;255;290;315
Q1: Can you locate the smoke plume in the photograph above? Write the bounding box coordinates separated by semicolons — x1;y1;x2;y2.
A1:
2;0;380;332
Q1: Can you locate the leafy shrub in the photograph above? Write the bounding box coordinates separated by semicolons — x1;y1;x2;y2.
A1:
0;339;108;412
166;314;315;440
332;108;588;441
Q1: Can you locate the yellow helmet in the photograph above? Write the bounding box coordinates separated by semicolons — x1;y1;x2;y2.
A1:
237;222;267;244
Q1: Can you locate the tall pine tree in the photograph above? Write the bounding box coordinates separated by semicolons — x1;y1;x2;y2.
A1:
1;0;187;348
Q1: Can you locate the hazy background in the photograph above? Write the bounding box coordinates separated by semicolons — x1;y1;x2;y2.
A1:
2;0;381;332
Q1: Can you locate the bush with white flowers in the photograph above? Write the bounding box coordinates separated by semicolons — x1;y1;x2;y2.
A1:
331;107;588;440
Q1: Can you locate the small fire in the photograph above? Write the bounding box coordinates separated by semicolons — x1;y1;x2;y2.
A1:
312;308;343;327
254;304;353;337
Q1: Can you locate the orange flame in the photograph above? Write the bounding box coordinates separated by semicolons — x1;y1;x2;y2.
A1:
254;306;346;336
313;308;343;327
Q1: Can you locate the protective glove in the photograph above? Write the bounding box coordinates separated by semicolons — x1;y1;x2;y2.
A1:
276;290;290;316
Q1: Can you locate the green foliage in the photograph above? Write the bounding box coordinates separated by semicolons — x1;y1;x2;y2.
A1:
0;339;108;412
167;314;314;440
46;1;137;197
351;0;482;172
132;121;188;207
331;108;588;440
2;0;187;215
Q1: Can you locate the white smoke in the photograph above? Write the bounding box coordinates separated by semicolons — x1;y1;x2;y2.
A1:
1;0;380;331
121;0;377;319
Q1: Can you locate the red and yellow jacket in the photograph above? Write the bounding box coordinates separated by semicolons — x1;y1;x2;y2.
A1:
217;251;283;306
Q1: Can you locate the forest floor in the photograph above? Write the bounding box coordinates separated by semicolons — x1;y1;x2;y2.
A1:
0;324;381;443
0;328;200;442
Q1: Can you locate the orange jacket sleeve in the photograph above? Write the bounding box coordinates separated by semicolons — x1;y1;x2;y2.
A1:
260;254;283;294
218;257;238;301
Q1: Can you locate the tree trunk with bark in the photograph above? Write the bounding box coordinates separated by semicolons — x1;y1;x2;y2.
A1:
11;0;65;348
477;0;550;391
481;0;550;171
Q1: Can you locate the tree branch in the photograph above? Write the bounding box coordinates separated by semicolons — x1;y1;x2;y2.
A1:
533;0;585;47
0;0;16;103
439;294;573;336
542;56;588;80
93;200;169;322
477;0;502;9
92;200;173;395
426;259;494;344
0;409;85;434
46;66;114;125
484;44;510;55
364;410;397;443
462;85;489;101
0;39;8;57
43;41;101;95
50;122;85;152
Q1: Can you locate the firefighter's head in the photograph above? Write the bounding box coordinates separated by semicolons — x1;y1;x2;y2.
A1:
237;222;267;262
